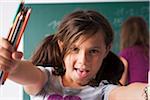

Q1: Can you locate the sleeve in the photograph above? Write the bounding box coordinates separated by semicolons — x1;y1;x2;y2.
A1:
35;66;54;97
100;80;118;100
118;49;129;61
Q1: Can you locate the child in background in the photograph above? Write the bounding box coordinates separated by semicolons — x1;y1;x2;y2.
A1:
119;16;149;85
0;10;148;100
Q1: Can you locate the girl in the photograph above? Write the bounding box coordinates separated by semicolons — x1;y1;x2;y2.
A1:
119;16;149;85
0;10;148;100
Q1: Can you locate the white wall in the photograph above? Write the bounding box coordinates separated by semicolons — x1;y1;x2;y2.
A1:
0;1;23;100
24;0;147;3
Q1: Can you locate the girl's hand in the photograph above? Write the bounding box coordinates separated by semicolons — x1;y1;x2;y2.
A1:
0;36;23;73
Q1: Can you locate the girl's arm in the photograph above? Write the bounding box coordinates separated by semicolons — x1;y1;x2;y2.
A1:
0;36;47;95
119;57;128;85
9;61;48;95
109;82;147;100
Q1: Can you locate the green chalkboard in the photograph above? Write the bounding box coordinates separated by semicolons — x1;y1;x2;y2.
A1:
23;1;149;100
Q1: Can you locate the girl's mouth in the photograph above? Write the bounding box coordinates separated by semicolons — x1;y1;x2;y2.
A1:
74;68;90;78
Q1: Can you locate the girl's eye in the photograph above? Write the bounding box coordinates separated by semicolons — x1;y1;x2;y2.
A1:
71;47;79;53
89;49;99;54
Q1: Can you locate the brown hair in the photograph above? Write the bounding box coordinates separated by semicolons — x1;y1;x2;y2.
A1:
120;16;149;57
31;10;124;86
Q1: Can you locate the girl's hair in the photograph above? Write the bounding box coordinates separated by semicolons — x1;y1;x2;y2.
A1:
120;16;149;56
31;10;124;86
96;51;124;86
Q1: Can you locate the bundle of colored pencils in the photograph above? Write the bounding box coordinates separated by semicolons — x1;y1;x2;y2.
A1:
0;1;31;85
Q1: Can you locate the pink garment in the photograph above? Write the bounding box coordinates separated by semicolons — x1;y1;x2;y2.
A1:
119;45;149;84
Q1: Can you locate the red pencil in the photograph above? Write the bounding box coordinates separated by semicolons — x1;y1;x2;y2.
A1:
16;8;31;48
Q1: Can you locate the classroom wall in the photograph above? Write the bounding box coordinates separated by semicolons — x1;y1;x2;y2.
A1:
0;1;23;100
0;0;149;100
23;1;149;100
24;1;149;58
24;0;148;3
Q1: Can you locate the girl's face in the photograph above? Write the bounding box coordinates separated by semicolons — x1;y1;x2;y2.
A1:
61;32;110;88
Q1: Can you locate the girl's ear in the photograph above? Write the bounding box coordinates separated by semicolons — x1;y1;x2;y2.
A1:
57;40;63;52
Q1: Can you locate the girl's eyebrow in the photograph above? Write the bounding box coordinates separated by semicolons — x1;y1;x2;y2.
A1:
90;46;101;50
70;44;76;48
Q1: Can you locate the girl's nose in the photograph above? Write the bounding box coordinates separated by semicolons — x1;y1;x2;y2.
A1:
77;51;89;65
